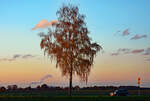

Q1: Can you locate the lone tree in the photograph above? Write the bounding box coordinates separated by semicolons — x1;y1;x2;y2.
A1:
39;4;102;96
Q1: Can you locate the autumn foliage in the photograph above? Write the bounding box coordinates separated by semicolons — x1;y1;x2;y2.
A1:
39;4;102;96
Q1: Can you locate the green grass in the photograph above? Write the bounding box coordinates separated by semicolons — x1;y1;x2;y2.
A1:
0;96;149;101
0;90;112;96
0;90;149;101
0;89;149;96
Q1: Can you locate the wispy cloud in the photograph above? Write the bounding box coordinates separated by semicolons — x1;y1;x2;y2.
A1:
111;48;130;56
143;48;150;55
0;54;36;62
111;53;119;56
118;48;131;54
115;29;148;41
32;19;58;30
40;74;52;82
22;54;35;59
30;74;52;85
116;30;121;33
13;54;21;59
0;58;14;62
111;48;150;62
114;30;121;35
111;48;146;56
131;34;147;40
123;28;130;36
131;49;144;54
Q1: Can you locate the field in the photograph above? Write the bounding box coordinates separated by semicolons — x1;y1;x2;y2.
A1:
0;96;150;101
0;90;149;101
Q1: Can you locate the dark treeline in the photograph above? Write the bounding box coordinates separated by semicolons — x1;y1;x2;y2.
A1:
0;84;150;92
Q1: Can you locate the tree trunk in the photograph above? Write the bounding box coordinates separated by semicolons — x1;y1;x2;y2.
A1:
69;70;72;96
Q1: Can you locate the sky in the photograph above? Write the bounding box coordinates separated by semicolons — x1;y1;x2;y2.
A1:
0;0;150;88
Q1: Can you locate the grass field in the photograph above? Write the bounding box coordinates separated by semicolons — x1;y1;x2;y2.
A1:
0;89;149;96
0;96;150;101
0;90;149;101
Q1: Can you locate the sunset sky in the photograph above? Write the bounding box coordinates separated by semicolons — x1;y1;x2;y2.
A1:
0;0;150;88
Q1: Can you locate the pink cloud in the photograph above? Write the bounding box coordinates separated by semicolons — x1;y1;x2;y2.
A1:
32;19;58;30
131;34;147;40
111;48;150;57
123;29;130;36
131;49;144;54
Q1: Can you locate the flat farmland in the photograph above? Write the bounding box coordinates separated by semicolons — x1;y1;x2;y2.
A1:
0;89;149;101
0;96;150;101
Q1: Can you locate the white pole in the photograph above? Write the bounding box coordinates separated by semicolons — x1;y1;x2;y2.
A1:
138;84;140;96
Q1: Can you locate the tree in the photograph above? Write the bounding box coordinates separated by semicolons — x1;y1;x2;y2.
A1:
0;87;6;92
39;4;102;96
41;84;49;89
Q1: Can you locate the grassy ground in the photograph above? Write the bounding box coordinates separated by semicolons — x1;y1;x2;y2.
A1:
0;90;149;101
0;89;149;96
0;96;150;101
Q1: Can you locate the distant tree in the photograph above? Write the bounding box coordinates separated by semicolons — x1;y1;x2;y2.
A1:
24;86;31;91
7;85;12;90
0;87;6;92
41;84;49;89
7;85;18;90
39;4;102;96
36;85;41;90
74;85;80;91
18;87;23;91
12;85;18;90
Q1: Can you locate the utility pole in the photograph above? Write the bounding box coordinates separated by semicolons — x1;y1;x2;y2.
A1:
137;77;141;96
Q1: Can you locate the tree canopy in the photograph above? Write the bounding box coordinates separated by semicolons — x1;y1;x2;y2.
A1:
39;4;102;95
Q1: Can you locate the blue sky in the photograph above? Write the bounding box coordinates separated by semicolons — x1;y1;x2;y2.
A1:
1;0;150;53
0;0;150;87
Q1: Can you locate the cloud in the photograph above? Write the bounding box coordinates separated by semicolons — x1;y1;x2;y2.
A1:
0;58;15;62
131;34;147;40
111;48;130;56
131;49;144;54
143;48;150;55
30;81;41;85
114;30;121;35
111;48;150;62
116;30;121;33
0;54;36;62
118;48;131;54
0;58;14;62
13;54;21;59
111;48;146;56
111;53;119;56
123;29;130;36
7;59;14;61
22;54;35;59
30;74;52;85
32;19;58;30
40;74;52;82
116;29;148;41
